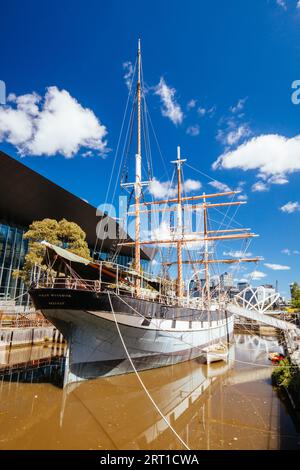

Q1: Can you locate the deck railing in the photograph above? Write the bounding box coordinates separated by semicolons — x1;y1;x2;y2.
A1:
33;261;215;311
35;277;101;292
34;275;209;310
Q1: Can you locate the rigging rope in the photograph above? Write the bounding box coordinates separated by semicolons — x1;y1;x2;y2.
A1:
107;291;190;450
93;58;137;260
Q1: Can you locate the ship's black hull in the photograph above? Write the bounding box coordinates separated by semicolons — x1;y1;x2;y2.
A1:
29;288;234;385
29;288;230;322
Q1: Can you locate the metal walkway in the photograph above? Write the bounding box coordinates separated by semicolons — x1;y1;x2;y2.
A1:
227;303;300;334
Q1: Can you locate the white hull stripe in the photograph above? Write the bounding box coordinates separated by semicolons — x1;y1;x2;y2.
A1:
86;310;234;332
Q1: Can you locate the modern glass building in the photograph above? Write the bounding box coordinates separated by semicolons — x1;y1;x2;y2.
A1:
0;224;27;301
0;150;152;304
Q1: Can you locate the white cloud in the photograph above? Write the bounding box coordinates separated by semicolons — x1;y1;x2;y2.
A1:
123;61;134;90
227;125;250;145
297;0;300;9
229;125;251;146
187;99;197;109
151;221;172;241
149;179;177;198
264;263;290;271
216;124;251;147
0;106;34;145
280;201;300;213
247;270;266;280
183;179;202;192
281;248;300;256
196;105;215;117
268;175;288;185
251;181;269;192
149;221;204;250
236;181;247;200
223;250;252;258
154;77;183;125
8;92;40;115
276;0;287;10
149;177;201;198
0;87;108;157
229;97;247;114
186;124;200;136
82;150;93;157
237;194;248;201
250;174;288;192
209;180;231;192
213;134;300;180
197;107;206;117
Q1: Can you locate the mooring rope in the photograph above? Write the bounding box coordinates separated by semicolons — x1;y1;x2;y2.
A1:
107;291;190;450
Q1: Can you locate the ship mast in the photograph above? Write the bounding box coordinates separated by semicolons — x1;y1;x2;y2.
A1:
172;147;186;297
135;38;142;295
120;42;260;304
203;194;211;308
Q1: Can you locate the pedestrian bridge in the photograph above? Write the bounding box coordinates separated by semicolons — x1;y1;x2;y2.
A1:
227;303;300;335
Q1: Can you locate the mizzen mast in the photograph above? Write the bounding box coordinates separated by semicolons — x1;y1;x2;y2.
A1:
203;193;211;308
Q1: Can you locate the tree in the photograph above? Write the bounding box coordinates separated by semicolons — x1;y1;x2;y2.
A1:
14;218;91;282
290;282;300;309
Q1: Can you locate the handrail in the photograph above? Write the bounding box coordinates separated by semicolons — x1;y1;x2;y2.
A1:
36;278;101;292
33;276;208;310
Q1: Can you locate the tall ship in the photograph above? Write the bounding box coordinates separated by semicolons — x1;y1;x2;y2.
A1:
29;41;260;385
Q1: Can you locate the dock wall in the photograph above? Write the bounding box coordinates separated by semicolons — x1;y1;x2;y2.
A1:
0;326;64;348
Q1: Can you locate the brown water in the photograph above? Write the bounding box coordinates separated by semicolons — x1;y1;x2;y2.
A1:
0;334;299;450
0;342;66;368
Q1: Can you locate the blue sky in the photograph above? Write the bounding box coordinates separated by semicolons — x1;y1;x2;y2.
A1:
1;0;300;296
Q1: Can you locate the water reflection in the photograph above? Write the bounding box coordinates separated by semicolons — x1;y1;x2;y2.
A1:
0;343;66;385
0;334;299;450
0;343;66;368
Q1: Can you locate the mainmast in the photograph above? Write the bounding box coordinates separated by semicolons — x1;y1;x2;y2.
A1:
135;38;142;295
172;147;186;298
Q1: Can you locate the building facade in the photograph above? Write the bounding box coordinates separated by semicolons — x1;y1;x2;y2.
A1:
220;271;234;289
0;223;27;301
0;151;152;304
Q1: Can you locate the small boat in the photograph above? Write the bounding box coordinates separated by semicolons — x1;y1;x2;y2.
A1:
203;342;229;364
